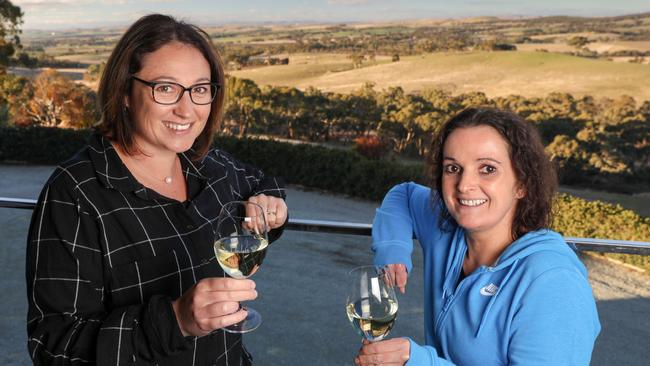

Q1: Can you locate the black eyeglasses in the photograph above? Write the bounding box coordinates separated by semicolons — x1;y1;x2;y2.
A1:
131;76;220;105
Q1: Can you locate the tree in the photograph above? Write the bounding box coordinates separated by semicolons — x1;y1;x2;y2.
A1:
350;53;364;68
0;0;23;72
84;63;105;83
0;72;27;125
640;101;650;121
598;95;644;125
13;51;37;68
566;36;590;49
16;69;99;128
455;91;491;109
303;87;342;141
264;85;306;139
224;76;263;137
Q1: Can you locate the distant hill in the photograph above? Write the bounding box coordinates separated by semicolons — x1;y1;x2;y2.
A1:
230;51;650;101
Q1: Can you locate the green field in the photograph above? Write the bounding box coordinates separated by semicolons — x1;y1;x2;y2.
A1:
230;51;650;101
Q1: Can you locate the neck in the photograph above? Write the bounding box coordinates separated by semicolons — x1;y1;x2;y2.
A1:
464;230;513;273
114;143;180;183
131;151;178;174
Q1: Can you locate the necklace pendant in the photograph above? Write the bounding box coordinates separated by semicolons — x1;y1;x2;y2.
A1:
164;176;173;184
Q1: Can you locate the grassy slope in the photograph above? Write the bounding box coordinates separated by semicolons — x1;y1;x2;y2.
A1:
230;51;650;101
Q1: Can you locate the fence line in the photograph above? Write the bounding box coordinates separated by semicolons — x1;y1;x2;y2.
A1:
2;196;649;255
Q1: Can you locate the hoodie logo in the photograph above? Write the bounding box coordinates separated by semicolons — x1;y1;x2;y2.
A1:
480;283;499;296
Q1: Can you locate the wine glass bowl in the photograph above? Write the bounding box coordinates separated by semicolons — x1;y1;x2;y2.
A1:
214;201;269;333
215;234;268;279
345;265;399;342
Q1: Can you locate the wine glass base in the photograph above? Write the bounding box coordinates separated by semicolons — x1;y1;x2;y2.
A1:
223;307;261;334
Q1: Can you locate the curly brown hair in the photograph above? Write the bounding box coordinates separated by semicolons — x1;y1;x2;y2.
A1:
428;107;557;239
96;14;225;160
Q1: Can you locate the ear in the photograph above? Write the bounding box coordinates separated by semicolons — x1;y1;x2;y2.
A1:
515;184;526;199
124;95;130;109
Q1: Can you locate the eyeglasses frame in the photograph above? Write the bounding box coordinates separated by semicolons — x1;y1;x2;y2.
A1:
131;75;220;105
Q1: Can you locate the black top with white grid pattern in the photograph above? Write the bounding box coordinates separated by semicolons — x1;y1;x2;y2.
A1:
26;133;286;365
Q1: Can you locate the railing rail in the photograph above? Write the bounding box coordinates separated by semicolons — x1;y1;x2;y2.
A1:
2;196;650;255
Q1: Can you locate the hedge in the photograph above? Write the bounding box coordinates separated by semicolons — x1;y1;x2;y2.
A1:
0;127;425;201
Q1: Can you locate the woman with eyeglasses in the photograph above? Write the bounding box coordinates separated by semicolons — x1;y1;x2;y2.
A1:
25;14;287;365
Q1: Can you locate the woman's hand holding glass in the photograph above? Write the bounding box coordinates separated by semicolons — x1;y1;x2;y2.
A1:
386;263;408;294
355;338;411;366
247;194;287;230
170;195;284;337
171;277;258;337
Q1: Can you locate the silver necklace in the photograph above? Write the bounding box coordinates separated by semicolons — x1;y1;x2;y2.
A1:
129;155;177;185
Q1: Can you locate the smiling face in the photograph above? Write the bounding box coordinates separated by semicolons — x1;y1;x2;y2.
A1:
441;125;524;241
127;41;212;157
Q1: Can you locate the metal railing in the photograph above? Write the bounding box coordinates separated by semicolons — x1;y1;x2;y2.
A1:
2;196;650;255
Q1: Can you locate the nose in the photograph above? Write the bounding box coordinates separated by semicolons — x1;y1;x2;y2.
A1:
173;90;193;118
457;171;478;193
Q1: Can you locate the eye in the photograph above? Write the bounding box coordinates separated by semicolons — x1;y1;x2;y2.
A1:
154;83;178;94
191;85;210;95
443;164;460;174
479;165;497;174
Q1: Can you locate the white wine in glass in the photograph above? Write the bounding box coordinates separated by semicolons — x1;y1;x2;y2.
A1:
214;201;269;333
345;265;399;342
215;235;268;279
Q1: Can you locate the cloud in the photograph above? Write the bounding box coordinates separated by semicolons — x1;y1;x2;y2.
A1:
328;0;370;5
14;0;84;5
13;0;126;6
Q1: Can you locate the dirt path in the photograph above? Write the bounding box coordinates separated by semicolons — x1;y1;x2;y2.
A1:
581;254;650;366
584;254;650;299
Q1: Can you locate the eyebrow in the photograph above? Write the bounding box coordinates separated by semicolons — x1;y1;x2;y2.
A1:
443;156;502;164
152;76;212;84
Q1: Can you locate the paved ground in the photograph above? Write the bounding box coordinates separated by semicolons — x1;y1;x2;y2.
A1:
1;164;649;365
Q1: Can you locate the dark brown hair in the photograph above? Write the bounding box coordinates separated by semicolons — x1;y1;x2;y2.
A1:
96;14;225;160
428;107;557;239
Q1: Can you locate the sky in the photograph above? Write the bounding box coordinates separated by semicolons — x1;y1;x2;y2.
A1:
12;0;650;30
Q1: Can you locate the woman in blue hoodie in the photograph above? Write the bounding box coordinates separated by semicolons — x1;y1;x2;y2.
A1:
355;107;600;366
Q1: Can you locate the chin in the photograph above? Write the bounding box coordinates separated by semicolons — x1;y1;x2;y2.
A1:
165;140;196;154
174;144;195;154
453;216;483;232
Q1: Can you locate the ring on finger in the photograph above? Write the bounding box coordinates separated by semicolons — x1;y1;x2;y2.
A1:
267;211;277;216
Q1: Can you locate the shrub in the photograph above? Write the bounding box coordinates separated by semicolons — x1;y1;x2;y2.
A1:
0;126;92;163
353;135;389;160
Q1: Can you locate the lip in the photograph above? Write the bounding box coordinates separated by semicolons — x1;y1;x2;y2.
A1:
163;121;194;134
457;198;488;207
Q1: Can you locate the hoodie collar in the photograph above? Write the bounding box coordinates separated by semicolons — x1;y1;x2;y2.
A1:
492;229;567;270
441;228;570;299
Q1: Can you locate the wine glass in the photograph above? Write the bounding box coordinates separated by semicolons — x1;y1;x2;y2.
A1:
345;265;399;342
214;201;269;333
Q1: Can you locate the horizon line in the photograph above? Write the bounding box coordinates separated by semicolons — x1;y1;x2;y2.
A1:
20;11;650;33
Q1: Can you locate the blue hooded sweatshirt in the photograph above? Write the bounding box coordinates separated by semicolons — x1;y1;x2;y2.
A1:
372;183;600;365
